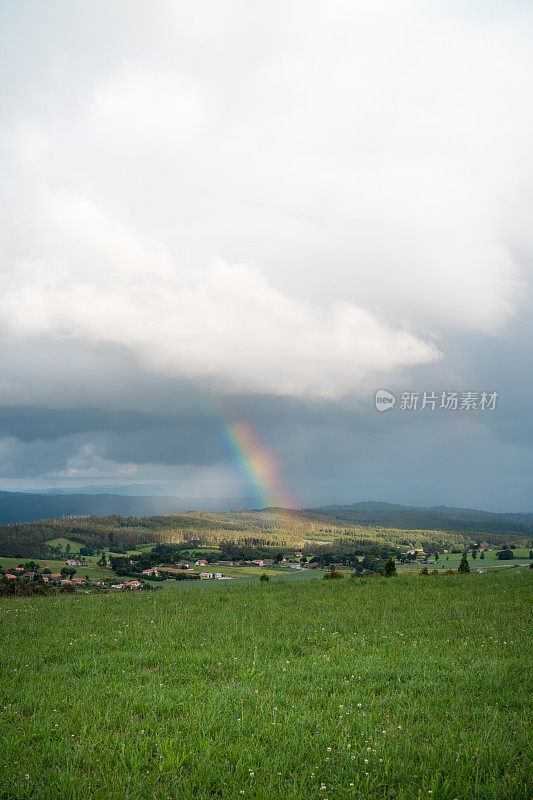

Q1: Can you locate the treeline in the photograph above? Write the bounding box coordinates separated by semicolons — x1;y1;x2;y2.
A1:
233;537;287;548
305;541;399;567
0;575;75;597
312;505;533;539
109;554;199;581
218;541;284;561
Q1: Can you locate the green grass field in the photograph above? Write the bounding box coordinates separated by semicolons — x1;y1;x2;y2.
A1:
397;549;532;573
0;556;114;582
0;571;531;799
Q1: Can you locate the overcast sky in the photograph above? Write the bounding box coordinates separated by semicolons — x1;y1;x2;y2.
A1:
1;0;532;510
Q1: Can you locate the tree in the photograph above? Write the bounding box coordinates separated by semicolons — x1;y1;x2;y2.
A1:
419;566;429;575
61;567;76;579
471;550;477;560
98;551;107;567
259;572;269;582
275;552;283;564
384;557;397;577
480;551;485;560
496;549;514;561
458;554;470;574
529;550;533;560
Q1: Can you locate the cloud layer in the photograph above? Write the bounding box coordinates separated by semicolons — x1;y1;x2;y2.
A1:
0;0;532;507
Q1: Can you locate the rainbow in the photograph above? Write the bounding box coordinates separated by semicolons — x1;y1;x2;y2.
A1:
223;420;296;510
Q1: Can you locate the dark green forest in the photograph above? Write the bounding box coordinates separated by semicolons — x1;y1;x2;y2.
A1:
0;506;531;559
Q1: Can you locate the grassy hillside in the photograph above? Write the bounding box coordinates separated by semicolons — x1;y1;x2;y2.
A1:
0;571;530;799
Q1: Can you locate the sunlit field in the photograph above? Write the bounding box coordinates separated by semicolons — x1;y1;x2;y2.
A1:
0;571;530;800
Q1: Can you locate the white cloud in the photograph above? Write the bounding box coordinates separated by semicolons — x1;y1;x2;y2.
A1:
0;191;438;398
0;0;531;402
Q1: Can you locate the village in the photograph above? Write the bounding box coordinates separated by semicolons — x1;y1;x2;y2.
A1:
0;551;316;593
108;550;314;590
1;543;517;597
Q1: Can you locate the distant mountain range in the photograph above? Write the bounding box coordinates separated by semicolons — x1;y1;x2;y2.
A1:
0;490;247;525
313;501;533;535
21;484;170;496
1;490;532;533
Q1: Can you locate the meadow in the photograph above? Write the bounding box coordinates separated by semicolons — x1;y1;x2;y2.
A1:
396;549;532;572
0;556;113;583
1;570;531;800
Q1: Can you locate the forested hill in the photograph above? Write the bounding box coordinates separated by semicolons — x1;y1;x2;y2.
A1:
313;501;533;535
0;504;532;559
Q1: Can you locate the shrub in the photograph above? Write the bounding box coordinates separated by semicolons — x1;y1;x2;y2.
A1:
323;569;344;580
419;567;429;575
430;569;439;575
446;569;454;575
259;572;269;582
